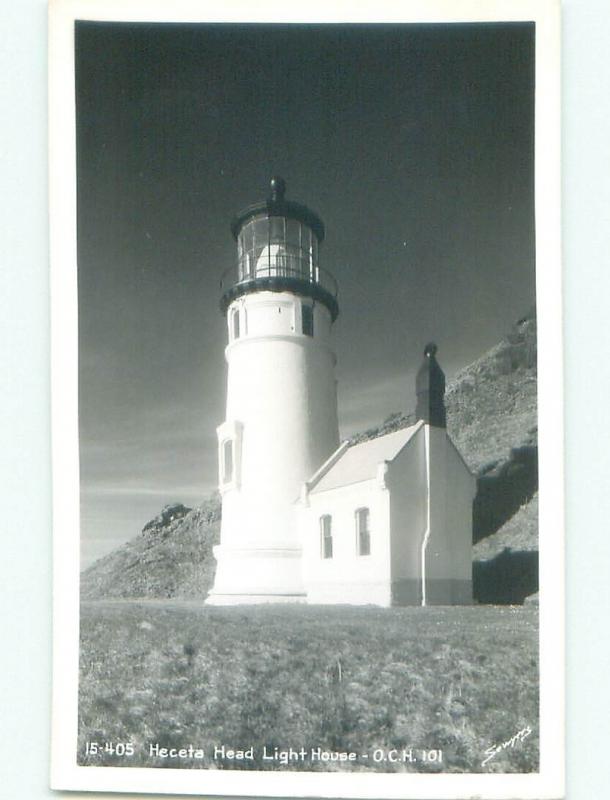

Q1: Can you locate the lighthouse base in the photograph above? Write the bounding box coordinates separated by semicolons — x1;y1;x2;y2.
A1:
205;593;306;606
205;544;306;605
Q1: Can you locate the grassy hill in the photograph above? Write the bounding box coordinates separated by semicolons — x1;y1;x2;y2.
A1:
353;310;537;476
78;602;539;773
81;311;538;603
473;493;538;560
80;498;220;601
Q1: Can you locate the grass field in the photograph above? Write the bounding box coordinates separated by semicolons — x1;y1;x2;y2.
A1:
78;601;538;773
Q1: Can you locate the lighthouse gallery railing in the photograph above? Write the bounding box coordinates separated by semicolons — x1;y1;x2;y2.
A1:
220;254;338;300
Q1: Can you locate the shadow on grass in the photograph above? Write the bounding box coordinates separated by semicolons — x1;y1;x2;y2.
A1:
473;445;538;544
473;549;539;604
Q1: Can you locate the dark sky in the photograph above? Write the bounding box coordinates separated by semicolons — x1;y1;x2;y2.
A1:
75;21;535;566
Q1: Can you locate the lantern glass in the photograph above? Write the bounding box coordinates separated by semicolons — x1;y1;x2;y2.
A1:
237;215;320;283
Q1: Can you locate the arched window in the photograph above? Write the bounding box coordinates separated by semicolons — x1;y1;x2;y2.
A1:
231;308;241;340
221;439;234;484
320;515;333;559
355;507;370;556
216;420;243;492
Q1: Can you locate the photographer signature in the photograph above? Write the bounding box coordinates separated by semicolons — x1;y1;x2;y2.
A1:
481;725;532;767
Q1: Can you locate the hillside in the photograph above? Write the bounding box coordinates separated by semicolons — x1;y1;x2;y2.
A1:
81;312;538;603
80;499;220;601
473;493;538;560
353;311;537;476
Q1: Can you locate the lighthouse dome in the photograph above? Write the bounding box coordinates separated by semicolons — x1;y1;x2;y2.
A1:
220;178;339;321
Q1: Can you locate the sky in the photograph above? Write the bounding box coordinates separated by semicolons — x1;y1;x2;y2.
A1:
75;21;535;567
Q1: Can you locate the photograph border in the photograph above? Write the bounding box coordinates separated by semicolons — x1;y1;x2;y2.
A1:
49;1;563;797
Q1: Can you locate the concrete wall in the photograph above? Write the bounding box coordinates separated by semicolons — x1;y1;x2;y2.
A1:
441;432;476;603
208;291;339;602
301;478;392;606
385;425;474;605
386;425;427;605
423;426;475;605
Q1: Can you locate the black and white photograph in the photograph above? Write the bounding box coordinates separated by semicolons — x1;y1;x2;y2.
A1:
48;1;563;797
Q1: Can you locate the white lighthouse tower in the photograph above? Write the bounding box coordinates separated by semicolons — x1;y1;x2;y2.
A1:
206;177;340;604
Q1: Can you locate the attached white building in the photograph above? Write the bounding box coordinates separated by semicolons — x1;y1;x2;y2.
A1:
301;422;475;606
206;178;474;607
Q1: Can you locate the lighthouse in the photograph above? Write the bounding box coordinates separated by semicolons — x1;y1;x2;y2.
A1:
206;178;340;604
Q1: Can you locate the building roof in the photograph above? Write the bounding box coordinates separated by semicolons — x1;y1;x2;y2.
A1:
230;176;325;242
309;422;422;494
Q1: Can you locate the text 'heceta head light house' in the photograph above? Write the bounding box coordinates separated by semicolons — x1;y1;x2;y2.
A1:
206;178;475;607
206;177;340;605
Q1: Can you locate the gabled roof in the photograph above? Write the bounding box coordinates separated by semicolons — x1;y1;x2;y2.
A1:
308;421;423;494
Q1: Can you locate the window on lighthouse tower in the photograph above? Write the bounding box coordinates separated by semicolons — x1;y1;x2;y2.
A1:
302;303;314;336
231;308;241;340
221;439;234;484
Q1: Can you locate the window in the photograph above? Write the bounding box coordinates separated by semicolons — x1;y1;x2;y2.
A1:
221;439;234;484
232;308;241;339
355;507;371;556
302;303;314;337
269;215;285;244
217;420;243;491
320;515;333;559
252;217;270;271
238;224;254;279
300;224;312;262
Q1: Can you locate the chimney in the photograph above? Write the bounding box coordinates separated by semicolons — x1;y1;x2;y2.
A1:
415;342;446;428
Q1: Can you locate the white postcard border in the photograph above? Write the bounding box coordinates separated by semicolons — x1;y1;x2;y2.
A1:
49;1;563;798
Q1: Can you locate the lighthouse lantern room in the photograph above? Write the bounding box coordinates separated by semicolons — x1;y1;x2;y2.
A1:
206;178;340;604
